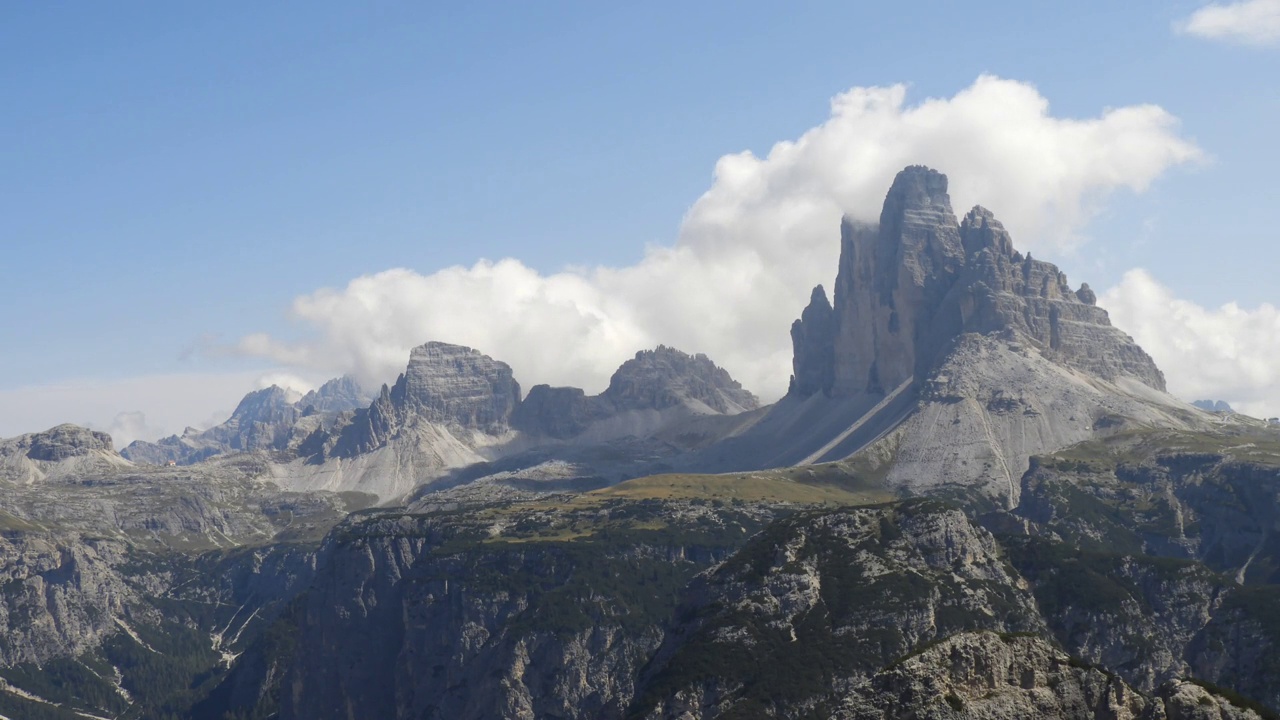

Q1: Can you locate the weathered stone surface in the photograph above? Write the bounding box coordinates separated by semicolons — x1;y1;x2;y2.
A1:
511;385;613;439
754;166;1190;506
395;341;523;433
827;166;967;397
513;346;758;440
11;424;115;462
789;285;835;397
636;501;1046;719
603;345;758;414
829;632;1268;720
298;375;368;414
790;166;1165;400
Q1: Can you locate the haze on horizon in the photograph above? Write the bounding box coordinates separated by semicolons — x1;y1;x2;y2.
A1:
3;1;1279;446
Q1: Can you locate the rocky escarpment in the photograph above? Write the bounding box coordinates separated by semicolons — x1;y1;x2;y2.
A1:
735;166;1199;507
327;342;522;458
10;423;115;462
1000;428;1280;709
790;166;1164;399
634;500;1046;718
0;441;355;719
277;498;775;720
298;375;369;414
830;632;1269;720
514;346;759;440
0;424;128;483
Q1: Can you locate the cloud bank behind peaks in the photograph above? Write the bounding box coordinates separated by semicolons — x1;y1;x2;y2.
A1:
1178;0;1280;46
237;75;1202;401
1102;270;1280;419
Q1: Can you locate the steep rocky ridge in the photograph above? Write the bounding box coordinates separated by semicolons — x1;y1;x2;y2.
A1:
514;345;759;441
0;424;128;484
634;500;1046;718
0;435;364;719
278;496;777;720
694;166;1200;508
830;632;1268;720
995;427;1280;709
791;168;1164;398
266;343;761;502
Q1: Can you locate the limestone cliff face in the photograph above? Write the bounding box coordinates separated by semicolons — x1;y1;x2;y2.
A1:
788;286;835;397
828;166;967;397
771;166;1185;507
332;342;522;457
513;346;758;440
278;501;766;720
396;341;523;433
634;500;1046;719
830;632;1267;720
790;166;1165;399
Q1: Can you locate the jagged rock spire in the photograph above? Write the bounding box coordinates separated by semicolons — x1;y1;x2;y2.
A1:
788;165;1166;398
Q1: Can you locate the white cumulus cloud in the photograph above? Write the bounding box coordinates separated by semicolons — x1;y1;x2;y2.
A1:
233;75;1202;403
1101;269;1280;419
1178;0;1280;45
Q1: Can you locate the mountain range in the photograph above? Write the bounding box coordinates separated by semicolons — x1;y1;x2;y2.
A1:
1;166;1278;720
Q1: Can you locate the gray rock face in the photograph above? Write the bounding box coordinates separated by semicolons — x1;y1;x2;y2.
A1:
331;342;522;457
511;385;613;439
830;632;1266;720
603;346;758;414
636;501;1046;718
829;166;967;396
298;375;368;414
789;286;835;396
7;424;115;462
396;341;523;433
790;166;1165;399
279;500;768;720
512;346;758;440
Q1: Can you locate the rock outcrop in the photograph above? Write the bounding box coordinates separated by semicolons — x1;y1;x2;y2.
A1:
830;632;1269;720
513;346;758;440
298;375;368;414
635;500;1046;718
5;424;115;462
0;424;127;483
604;346;758;414
1194;400;1235;413
789;166;1165;399
709;165;1198;507
330;341;521;458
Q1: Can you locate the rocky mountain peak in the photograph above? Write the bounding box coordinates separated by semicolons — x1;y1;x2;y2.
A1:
391;341;522;433
791;165;1166;399
512;345;758;440
10;424;115;462
960;205;1014;257
298;375;368;414
604;345;759;414
229;385;302;426
789;285;835;396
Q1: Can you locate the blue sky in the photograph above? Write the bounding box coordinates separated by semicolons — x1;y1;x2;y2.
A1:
3;1;1279;442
